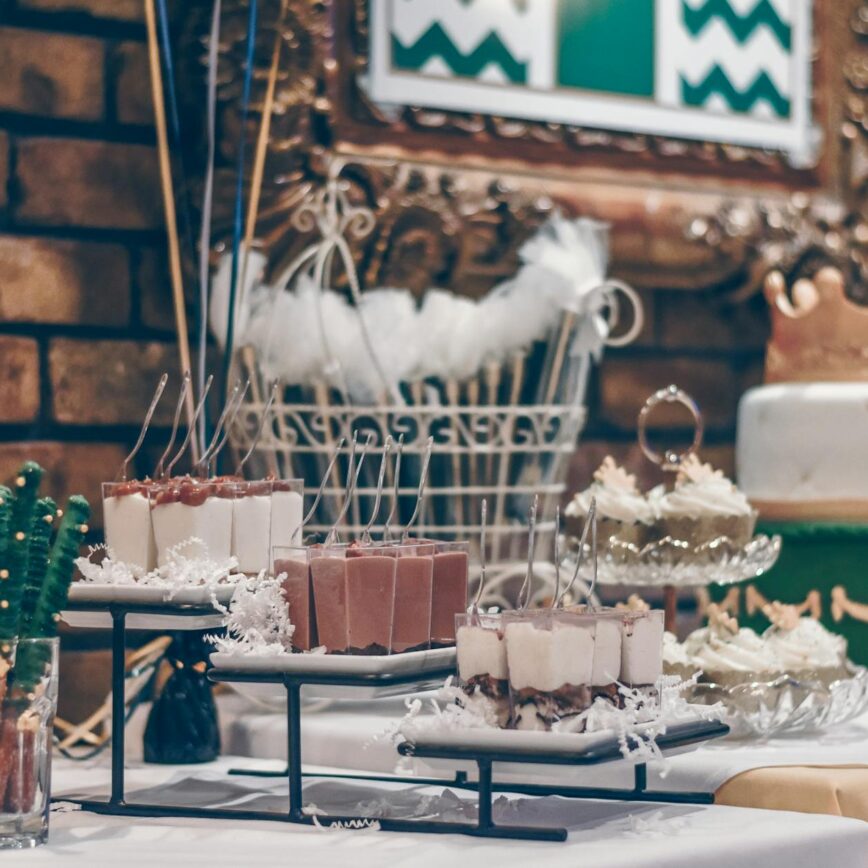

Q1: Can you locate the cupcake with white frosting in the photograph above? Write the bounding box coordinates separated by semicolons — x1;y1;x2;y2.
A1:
565;457;654;548
761;603;849;683
656;454;757;546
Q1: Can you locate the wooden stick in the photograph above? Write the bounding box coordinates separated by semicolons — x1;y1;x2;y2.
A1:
145;0;198;461
832;585;868;624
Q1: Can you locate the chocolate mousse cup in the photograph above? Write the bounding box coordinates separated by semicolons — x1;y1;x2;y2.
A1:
102;480;157;574
391;543;434;653
429;541;469;647
273;545;317;652
344;546;397;655
504;610;596;731
149;477;236;568
309;546;350;654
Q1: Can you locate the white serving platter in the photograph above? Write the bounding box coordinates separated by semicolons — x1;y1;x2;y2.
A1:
61;583;236;630
211;646;456;702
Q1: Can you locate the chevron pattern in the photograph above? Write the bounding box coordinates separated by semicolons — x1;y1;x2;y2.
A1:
682;0;791;50
681;65;790;117
391;23;527;83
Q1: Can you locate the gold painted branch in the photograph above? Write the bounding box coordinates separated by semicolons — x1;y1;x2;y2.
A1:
745;585;821;620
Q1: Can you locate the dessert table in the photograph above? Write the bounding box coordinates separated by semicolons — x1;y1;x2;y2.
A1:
21;756;868;867
213;694;868;821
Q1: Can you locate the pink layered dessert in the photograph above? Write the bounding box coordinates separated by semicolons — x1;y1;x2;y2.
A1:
345;548;397;655
275;550;317;652
391;543;434;653
309;549;349;653
429;541;469;647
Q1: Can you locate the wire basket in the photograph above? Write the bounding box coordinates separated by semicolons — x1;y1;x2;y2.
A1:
228;173;642;605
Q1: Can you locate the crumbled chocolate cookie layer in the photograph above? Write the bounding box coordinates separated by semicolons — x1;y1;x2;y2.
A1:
510;683;592;730
462;673;509;701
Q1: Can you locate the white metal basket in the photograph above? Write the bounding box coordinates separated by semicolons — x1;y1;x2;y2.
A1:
229;171;641;607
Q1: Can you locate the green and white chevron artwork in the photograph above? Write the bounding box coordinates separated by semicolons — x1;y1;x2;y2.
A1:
368;0;815;165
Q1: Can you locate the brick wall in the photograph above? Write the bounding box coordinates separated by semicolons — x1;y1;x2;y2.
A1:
0;0;771;532
0;1;180;530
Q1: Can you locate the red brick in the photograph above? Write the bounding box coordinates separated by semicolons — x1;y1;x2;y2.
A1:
136;246;175;330
17;0;143;21
0;441;128;529
0;336;40;423
0;235;130;326
0;27;103;120
114;41;153;125
598;356;740;432
49;338;181;426
14;138;162;230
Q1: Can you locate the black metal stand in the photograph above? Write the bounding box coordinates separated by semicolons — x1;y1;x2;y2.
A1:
57;600;729;842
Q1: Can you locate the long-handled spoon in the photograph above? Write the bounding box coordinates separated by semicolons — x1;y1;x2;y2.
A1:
360;436;392;544
165;375;214;478
382;434;404;543
118;373;168;481
324;432;373;546
516;494;539;611
155;371;192;478
193;379;242;477
470;498;487;625
235;381;279;476
203;380;250;475
401;436;434;542
555;497;597;608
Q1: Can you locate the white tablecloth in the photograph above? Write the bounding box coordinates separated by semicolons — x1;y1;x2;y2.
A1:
215;693;868;794
23;757;868;868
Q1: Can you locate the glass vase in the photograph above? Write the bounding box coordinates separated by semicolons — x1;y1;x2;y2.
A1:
0;638;59;849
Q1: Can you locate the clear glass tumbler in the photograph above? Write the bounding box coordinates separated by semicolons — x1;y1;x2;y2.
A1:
0;638;59;849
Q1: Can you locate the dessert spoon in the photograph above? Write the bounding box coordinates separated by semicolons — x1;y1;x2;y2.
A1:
193;379;242;477
469;498;487;625
360;435;392;545
202;380;251;475
118;372;168;481
401;436;434;542
516;494;538;611
155;371;191;478
555;496;597;608
324;432;373;545
382;434;404;543
165;375;214;478
235;381;279;476
301;437;346;530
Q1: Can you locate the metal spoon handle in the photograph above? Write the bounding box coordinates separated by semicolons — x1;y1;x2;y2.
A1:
401;436;434;541
235;381;279;475
361;436;392;543
382;433;404;542
166;375;214;478
517;494;538;611
120;373;168;481
302;437;346;528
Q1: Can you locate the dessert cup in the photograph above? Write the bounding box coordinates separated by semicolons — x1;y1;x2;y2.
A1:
455;612;509;726
149;477;235;568
270;478;304;550
620;609;664;687
309;545;351;654
344;545;397;655
391;542;434;653
429;541;469;647
231;479;272;575
504;610;596;731
588;610;624;703
273;545;317;652
102;480;156;573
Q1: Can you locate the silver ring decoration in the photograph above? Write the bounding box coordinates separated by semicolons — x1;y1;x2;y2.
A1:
637;384;704;470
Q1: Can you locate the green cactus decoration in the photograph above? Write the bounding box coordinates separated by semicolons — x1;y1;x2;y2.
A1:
0;463;44;639
0;463;90;689
18;498;57;639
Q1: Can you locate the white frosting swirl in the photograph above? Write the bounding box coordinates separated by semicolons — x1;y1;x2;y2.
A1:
662;631;691;667
689;627;782;674
565;457;653;525
658;455;753;519
763;618;847;670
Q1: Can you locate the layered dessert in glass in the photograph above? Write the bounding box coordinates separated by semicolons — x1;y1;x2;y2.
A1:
345;544;397;654
391;542;434;653
455;612;509;726
149;476;235;566
274;545;317;652
504;610;596;730
619;609;664;689
308;545;351;654
230;478;272;574
429;540;469;647
102;480;157;573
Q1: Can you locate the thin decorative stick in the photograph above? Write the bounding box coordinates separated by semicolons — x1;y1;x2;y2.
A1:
118;373;168;481
235;381;279;476
552;505;561;607
144;0;197;458
402;437;434;542
166;375;214;478
556;497;597;608
155;371;191;478
325;432;372;545
382;434;404;543
517;494;538;611
470;498;487;623
302;437;345;529
361;436;392;544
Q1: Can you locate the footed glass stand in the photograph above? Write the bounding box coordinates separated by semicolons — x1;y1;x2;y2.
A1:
57;600;728;842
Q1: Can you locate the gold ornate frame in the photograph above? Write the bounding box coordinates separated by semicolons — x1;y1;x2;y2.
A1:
187;0;868;298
